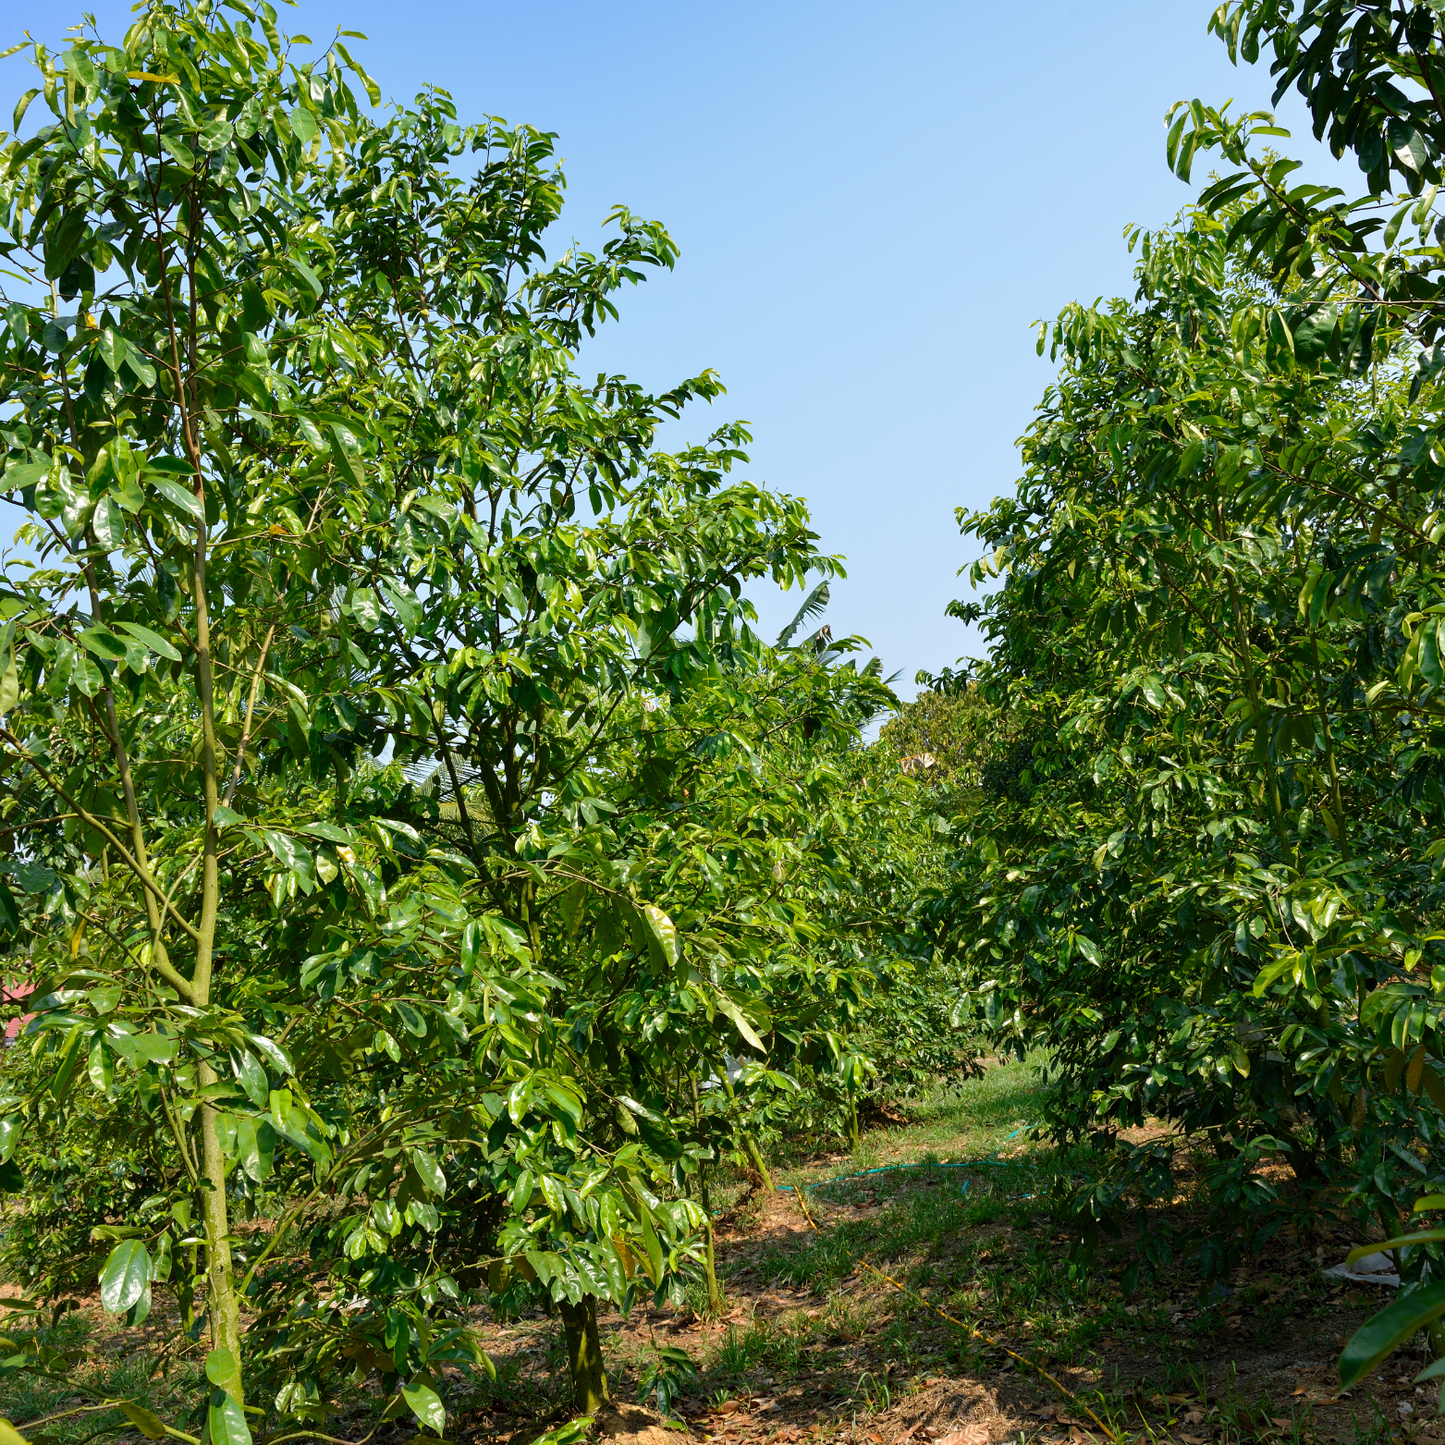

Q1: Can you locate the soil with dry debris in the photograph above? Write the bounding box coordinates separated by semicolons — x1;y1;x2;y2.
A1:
457;1177;1426;1445
3;1077;1433;1445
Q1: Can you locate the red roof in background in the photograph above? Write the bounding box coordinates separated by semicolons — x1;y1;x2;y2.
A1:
2;979;34;1043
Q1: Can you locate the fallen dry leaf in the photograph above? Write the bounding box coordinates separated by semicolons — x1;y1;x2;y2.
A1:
716;1401;742;1416
937;1429;990;1445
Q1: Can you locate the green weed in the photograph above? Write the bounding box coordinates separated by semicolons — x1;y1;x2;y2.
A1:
850;1369;892;1412
680;1273;726;1320
820;1297;871;1344
706;1313;817;1387
1;1313;207;1444
712;1320;774;1378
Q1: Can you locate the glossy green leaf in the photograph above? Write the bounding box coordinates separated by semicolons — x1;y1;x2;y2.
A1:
77;627;129;662
1340;1282;1445;1389
149;477;203;521
98;1238;151;1314
115;1403;167;1440
112;620;183;661
640;903;678;970
712;989;766;1052
408;1147;446;1197
1347;1231;1445;1264
205;1347;237;1387
207;1391;252;1445
400;1381;445;1435
233;1050;269;1108
92;496;124;549
290;108;318;146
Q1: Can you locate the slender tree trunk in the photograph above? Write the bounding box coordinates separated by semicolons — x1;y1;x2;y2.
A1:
743;1135;774;1194
701;1216;722;1315
199;1089;242;1393
719;1065;773;1193
696;1165;722;1315
188;470;242;1401
173;279;242;1400
559;1295;609;1414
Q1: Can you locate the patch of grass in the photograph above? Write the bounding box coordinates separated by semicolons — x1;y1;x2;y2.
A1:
679;1273;729;1322
2;1311;207;1443
848;1368;893;1413
796;1051;1053;1179
707;1313;816;1385
690;1055;1139;1406
713;1051;1362;1424
1068;1367;1396;1445
819;1297;871;1344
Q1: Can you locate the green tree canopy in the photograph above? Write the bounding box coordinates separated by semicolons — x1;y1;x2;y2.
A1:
0;1;906;1433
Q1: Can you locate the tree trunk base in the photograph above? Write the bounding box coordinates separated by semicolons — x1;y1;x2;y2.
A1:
559;1294;609;1415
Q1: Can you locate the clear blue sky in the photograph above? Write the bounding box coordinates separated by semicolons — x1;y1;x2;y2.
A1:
0;1;1353;696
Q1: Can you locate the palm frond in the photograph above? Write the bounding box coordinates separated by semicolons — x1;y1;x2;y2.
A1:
776;581;830;648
